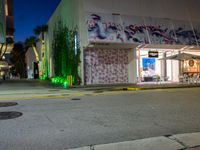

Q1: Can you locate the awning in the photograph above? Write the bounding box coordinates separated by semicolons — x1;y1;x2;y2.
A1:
86;42;138;50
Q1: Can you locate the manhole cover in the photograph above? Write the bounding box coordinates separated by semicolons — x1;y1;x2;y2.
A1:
0;102;18;107
0;112;23;120
71;98;81;101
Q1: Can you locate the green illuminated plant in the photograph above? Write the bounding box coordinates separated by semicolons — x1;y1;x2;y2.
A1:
52;20;81;86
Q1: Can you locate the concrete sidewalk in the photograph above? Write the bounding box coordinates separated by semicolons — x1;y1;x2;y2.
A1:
1;79;200;92
0;79;200;101
68;132;200;150
71;82;200;92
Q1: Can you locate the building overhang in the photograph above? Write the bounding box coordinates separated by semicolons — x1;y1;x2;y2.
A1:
86;42;200;53
86;41;138;50
139;44;200;52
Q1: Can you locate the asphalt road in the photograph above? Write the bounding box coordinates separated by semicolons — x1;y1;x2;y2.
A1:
0;82;200;150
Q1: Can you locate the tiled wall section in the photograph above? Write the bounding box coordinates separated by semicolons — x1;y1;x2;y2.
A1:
84;49;129;84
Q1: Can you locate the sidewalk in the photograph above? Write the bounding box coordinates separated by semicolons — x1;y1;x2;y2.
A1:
1;79;200;92
68;132;200;150
71;82;200;92
0;80;200;101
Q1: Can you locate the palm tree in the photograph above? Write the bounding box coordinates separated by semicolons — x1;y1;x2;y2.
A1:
34;25;48;41
33;25;48;78
0;37;14;60
24;36;39;62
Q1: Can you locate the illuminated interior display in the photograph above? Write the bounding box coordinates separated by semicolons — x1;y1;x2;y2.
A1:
142;58;156;77
183;60;200;73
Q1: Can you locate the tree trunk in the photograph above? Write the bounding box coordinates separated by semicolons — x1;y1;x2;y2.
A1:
0;43;4;58
0;43;7;60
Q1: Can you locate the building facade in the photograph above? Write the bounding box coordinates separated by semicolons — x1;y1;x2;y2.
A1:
0;0;14;79
45;0;200;85
0;0;6;43
0;0;14;43
5;0;14;39
26;43;41;79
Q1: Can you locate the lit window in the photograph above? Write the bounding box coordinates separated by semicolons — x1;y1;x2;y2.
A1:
5;0;8;16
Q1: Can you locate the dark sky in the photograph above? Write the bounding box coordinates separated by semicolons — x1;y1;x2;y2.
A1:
14;0;61;42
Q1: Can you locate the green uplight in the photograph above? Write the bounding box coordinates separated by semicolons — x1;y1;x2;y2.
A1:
63;81;68;89
51;76;72;89
40;75;47;81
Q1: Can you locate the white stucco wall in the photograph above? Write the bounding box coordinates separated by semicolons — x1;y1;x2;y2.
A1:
84;0;200;22
25;47;38;79
36;41;42;60
26;48;36;79
46;0;200;84
46;0;88;79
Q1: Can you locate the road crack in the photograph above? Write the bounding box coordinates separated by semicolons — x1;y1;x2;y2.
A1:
44;114;54;124
167;136;188;150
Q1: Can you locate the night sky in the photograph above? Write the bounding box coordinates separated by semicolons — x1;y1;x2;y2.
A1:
14;0;61;42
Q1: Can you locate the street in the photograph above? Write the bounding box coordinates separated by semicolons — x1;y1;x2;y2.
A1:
0;80;200;150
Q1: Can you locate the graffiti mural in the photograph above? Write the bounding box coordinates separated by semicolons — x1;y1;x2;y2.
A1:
84;49;129;84
87;12;200;45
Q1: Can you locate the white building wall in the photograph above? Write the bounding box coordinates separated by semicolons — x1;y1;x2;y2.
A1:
128;48;137;83
47;0;200;84
26;47;37;79
36;42;42;60
47;0;88;80
172;60;179;82
84;0;200;22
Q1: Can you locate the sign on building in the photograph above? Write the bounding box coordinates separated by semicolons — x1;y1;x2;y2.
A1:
0;0;6;43
148;51;159;58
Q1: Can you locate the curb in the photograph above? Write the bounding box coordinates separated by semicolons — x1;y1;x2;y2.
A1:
67;132;200;150
118;85;200;91
72;84;200;92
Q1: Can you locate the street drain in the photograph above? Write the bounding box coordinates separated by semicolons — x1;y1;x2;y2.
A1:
0;102;18;107
71;98;81;101
0;112;23;120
